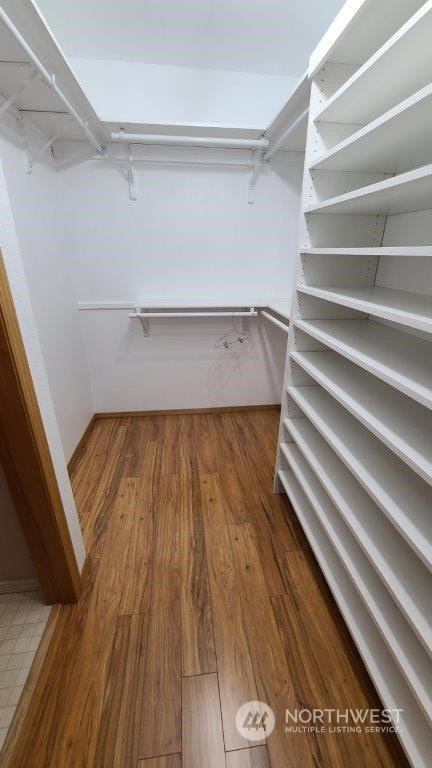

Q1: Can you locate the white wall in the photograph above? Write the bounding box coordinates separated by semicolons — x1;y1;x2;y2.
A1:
0;121;93;462
0;465;36;584
0;152;86;570
70;58;298;127
57;145;303;412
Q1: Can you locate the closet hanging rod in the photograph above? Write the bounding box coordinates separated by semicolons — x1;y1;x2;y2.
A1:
0;7;103;153
111;131;269;151
129;309;258;319
261;310;290;332
92;155;258;168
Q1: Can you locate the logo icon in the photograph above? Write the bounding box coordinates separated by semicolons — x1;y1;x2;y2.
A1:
236;701;275;741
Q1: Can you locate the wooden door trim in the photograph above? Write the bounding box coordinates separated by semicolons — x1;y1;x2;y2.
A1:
0;250;82;603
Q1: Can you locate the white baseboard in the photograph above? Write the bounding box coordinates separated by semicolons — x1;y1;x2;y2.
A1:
0;579;39;594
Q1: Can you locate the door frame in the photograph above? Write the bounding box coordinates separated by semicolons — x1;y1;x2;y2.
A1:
0;249;82;603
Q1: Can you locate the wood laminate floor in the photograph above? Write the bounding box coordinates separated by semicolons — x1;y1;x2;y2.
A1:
7;410;409;767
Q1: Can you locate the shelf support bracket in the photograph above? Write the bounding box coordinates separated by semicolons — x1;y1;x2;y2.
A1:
31;115;73;163
248;140;268;204
0;68;39;122
248;148;260;204
123;136;137;201
131;308;149;336
18;112;32;174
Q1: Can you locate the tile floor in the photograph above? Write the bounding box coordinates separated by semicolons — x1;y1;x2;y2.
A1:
0;591;51;750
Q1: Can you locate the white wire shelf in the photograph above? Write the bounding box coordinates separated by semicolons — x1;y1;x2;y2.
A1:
298;284;432;334
278;468;432;768
281;439;432;716
294;317;432;409
290;349;432;486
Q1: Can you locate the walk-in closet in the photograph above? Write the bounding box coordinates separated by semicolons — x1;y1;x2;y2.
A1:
0;1;431;766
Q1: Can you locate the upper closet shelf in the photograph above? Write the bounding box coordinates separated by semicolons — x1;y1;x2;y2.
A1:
309;0;425;76
301;247;432;257
315;0;432;125
305;162;432;215
311;82;432;173
0;5;104;148
266;298;291;321
298;285;432;335
264;71;310;157
78;298;291;322
106;121;266;141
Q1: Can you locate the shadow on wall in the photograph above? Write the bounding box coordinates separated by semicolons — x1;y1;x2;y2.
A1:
0;464;36;588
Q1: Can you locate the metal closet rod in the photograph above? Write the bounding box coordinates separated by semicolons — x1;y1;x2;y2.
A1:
261;310;290;332
0;7;103;153
129;309;258;318
112;131;269;151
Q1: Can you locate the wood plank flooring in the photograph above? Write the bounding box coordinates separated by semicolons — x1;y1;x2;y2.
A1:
7;410;409;768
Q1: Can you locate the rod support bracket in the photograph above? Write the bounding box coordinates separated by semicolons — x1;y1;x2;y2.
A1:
130;308;149;336
122;134;137;201
248;140;267;204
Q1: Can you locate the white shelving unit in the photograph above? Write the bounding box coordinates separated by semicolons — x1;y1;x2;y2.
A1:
275;3;432;765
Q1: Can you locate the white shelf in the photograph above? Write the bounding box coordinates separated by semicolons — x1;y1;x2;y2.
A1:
281;434;432;664
295;318;432;409
311;82;432;173
278;468;432;768
305;162;432;216
105;121;266;139
0;4;103;146
283;391;432;570
298;284;432;334
301;247;432;257
281;440;432;715
291;349;432;486
315;1;432;125
265;72;310;155
266;298;291;321
309;0;425;76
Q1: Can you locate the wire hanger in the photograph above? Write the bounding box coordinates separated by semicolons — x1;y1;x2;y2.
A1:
214;316;248;350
